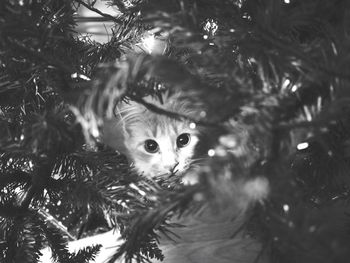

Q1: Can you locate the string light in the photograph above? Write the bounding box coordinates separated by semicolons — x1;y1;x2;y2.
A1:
283;204;290;212
297;142;309;150
28;160;34;169
281;78;290;90
208;149;215;157
291;85;298;92
203;19;218;35
71;72;91;81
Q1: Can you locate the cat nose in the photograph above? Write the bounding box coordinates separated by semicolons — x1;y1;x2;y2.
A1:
165;162;179;173
162;151;178;173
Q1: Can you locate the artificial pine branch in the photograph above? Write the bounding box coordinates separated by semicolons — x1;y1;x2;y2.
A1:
75;0;124;24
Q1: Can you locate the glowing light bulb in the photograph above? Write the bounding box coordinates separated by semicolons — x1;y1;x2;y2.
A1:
291;85;298;92
297;142;309;150
208;149;215;157
203;19;218;35
282;78;290;90
283;204;290;212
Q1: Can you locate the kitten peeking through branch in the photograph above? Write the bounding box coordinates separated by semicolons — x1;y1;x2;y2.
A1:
102;91;201;179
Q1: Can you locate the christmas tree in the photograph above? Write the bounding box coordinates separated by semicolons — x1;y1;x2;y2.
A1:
1;0;350;262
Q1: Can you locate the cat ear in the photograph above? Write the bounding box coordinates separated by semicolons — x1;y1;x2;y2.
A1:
116;100;145;138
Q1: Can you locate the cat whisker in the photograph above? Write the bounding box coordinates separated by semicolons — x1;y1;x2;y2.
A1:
188;158;206;166
190;157;207;162
187;164;202;172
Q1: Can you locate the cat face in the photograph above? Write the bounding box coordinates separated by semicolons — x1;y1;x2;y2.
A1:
119;96;199;178
124;115;198;178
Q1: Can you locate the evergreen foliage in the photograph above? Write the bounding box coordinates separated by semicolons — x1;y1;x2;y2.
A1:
1;0;350;262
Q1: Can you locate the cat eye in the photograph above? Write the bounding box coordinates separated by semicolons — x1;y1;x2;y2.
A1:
144;139;159;153
176;133;191;148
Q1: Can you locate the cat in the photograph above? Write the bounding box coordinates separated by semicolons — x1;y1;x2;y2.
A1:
102;91;201;179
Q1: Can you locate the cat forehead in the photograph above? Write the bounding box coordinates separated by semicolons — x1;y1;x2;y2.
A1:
119;96;200;139
121;94;198;120
135;116;194;138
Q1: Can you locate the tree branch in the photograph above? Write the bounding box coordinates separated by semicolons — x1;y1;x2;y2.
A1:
258;26;350;80
0;171;31;189
129;95;222;127
74;0;123;24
